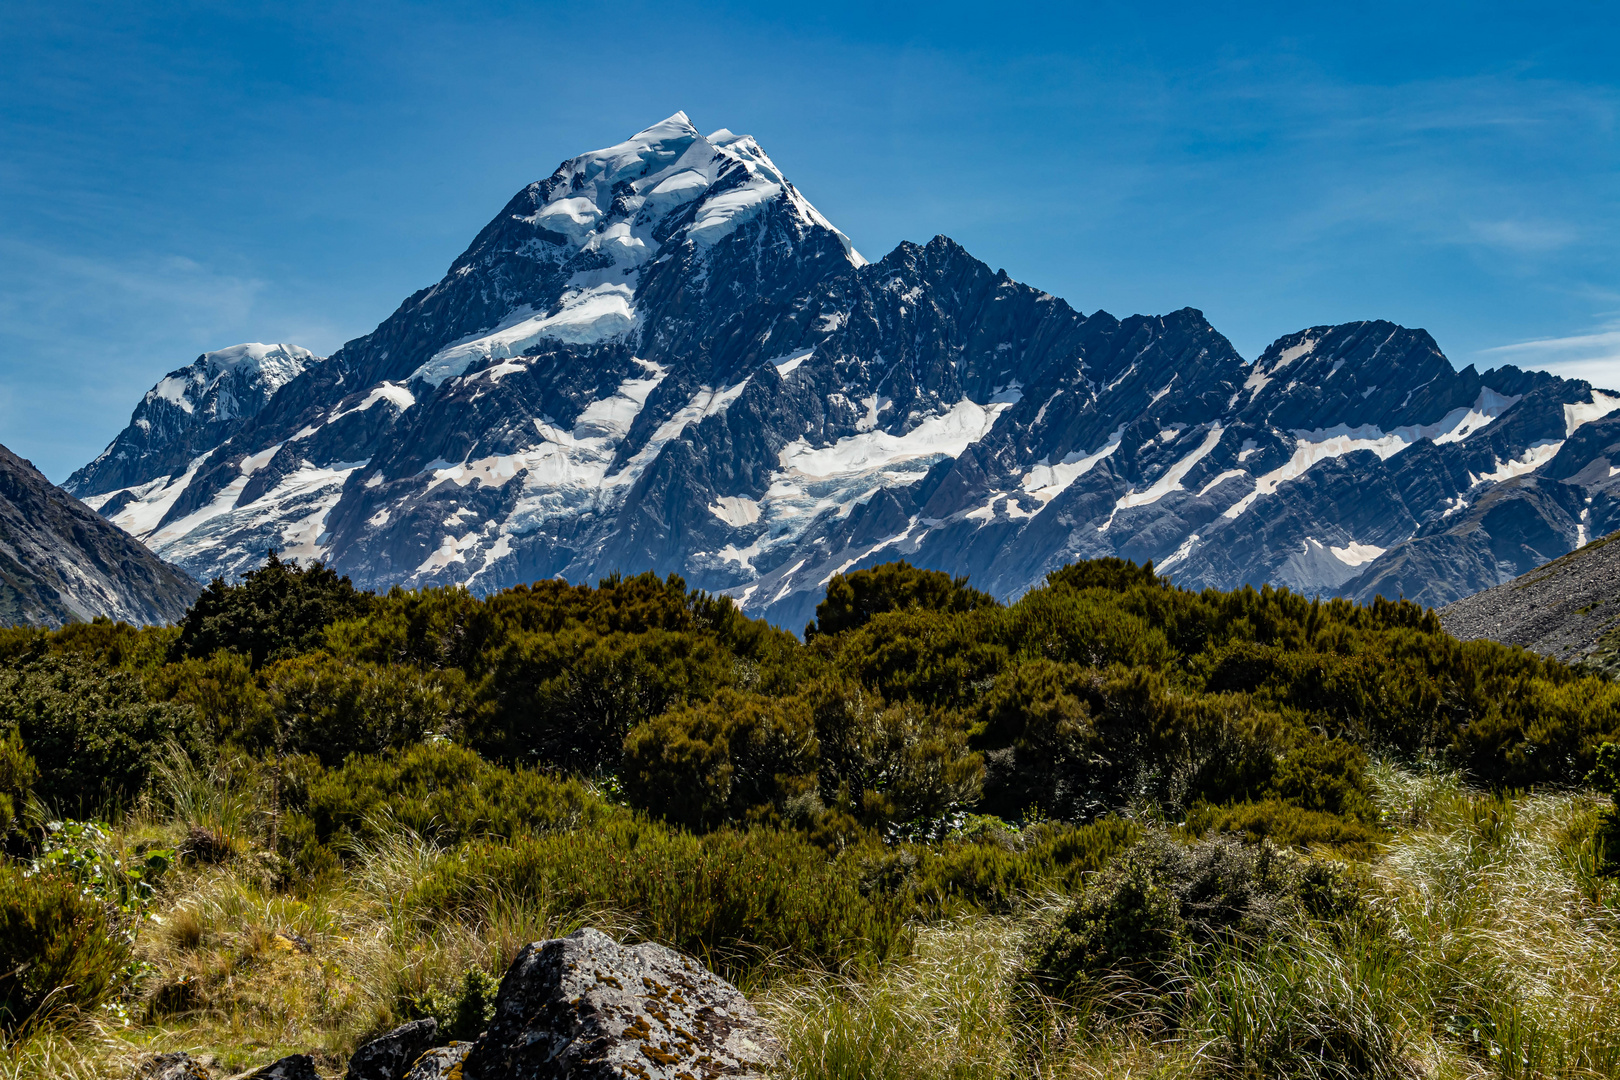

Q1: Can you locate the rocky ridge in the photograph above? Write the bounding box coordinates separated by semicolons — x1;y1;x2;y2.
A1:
1440;527;1620;673
0;441;198;626
69;115;1620;626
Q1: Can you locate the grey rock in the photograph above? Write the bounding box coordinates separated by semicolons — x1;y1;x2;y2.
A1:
403;1044;471;1080
225;1055;319;1080
463;927;779;1080
135;1053;212;1080
348;1018;441;1080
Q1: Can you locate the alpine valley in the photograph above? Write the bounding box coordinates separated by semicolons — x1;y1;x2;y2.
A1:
67;114;1620;631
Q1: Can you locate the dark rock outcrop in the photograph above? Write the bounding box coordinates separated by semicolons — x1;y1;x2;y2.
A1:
347;1018;441;1080
225;1055;319;1080
136;1053;212;1080
403;1045;472;1080
463;928;779;1080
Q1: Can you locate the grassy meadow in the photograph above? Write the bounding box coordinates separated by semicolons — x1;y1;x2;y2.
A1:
4;555;1620;1079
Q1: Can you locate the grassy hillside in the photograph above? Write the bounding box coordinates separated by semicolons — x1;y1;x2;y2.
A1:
2;555;1620;1078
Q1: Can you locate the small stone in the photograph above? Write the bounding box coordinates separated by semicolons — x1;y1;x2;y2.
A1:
463;927;780;1080
348;1018;441;1080
135;1052;212;1080
403;1043;472;1080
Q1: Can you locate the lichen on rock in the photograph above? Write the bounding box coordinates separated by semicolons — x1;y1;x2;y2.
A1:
461;927;780;1080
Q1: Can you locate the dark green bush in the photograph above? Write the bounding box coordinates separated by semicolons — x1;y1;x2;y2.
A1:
283;742;617;861
470;625;733;772
402;966;500;1042
1026;833;1364;1001
406;818;909;976
146;650;273;752
970;660;1103;820
0;652;206;816
862;817;1140;917
0;728;35;833
267;655;460;765
806;560;996;638
800;676;983;834
1587;741;1620;875
1045;557;1164;594
622;689;817;829
1267;738;1377;823
174;551;374;669
0;864;131;1029
1184;800;1385;856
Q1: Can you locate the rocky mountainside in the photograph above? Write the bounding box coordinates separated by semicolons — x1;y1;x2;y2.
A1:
68;114;1620;629
1439;528;1620;673
0;442;198;626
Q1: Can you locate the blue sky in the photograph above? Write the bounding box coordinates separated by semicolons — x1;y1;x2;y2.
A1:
2;0;1617;482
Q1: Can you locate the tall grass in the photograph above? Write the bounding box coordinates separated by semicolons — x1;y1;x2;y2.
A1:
14;764;1620;1080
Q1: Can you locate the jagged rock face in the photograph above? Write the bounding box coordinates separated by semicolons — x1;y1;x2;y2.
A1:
462;928;779;1080
138;1053;213;1080
0;442;197;626
76;115;1620;620
404;1046;472;1080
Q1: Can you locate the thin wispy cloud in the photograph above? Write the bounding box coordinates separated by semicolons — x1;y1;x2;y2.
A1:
1482;324;1620;389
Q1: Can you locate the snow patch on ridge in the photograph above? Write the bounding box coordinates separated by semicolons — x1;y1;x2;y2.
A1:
1222;389;1529;521
1022;425;1126;503
1565;391;1620;437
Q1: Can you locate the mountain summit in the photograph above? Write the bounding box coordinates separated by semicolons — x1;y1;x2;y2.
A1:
69;116;1620;626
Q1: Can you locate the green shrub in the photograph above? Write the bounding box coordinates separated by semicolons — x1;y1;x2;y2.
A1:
146;650;274;752
470;625;733;772
0;864;131;1029
1267;738;1378;823
1184;800;1386;856
267;654;459;765
1026;832;1364;1002
826;608;1010;711
622;689;817;829
801;676;983;835
174;551;374;669
1587;742;1620;875
861;817;1141;917
402;966;500;1042
283;742;616;861
1001;586;1178;671
406;818;909;976
0;728;35;833
806;560;996;638
970;659;1104;821
1045;557;1164;594
0;652;206;816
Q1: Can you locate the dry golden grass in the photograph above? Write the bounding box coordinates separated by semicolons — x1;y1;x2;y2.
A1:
10;764;1620;1080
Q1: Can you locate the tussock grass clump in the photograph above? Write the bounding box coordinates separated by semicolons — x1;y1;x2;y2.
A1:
1024;832;1365;1003
763;918;1032;1080
0;865;131;1031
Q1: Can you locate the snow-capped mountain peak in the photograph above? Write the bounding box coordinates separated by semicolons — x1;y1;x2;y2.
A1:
67;342;324;500
150;343;317;416
408;113;862;388
73;118;1620;626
